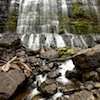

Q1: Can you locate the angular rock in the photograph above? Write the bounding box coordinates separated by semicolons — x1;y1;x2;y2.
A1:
0;34;21;48
48;70;61;79
0;69;25;99
38;79;58;96
72;45;100;73
94;82;100;88
16;51;26;57
68;90;95;100
82;71;99;82
27;56;38;64
40;49;59;60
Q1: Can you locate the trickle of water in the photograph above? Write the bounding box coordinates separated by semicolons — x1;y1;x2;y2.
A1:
54;34;66;48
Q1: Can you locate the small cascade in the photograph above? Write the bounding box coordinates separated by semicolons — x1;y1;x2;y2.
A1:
44;33;54;48
80;35;88;48
31;34;40;50
54;34;66;48
20;33;98;49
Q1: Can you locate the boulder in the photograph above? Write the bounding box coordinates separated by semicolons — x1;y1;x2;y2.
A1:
68;90;95;100
40;49;59;60
0;34;20;48
38;79;58;96
0;69;25;100
72;45;100;73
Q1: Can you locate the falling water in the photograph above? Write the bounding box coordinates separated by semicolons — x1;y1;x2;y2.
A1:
54;34;66;48
9;0;100;49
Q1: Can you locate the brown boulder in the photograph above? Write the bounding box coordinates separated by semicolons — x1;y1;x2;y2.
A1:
40;49;59;60
38;79;58;96
0;69;25;100
68;90;95;100
72;45;100;73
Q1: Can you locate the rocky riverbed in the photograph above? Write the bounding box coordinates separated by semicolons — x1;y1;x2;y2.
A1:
0;34;100;100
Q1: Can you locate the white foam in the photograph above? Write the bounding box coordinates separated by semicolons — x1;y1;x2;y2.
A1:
52;91;63;100
35;74;47;86
25;88;40;100
57;60;75;85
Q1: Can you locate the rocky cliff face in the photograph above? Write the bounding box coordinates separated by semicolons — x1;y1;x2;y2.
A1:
0;0;10;33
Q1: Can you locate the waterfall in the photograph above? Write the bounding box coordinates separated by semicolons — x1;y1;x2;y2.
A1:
9;0;100;49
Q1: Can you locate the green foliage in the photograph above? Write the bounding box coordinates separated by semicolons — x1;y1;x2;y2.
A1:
69;20;94;34
92;25;100;34
6;12;18;32
59;15;70;30
72;2;84;18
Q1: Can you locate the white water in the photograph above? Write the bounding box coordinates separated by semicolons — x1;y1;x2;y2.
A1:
31;34;40;50
44;33;54;47
57;60;75;85
54;34;66;48
9;0;100;50
25;88;40;100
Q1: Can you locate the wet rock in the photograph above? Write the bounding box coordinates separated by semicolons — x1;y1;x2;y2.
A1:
82;71;99;82
0;34;20;49
59;82;81;95
48;62;55;69
0;0;10;33
94;82;100;88
40;49;59;60
96;68;100;75
37;65;50;73
68;90;95;100
65;70;81;81
84;81;94;91
72;45;100;73
48;70;61;79
16;51;26;57
38;79;58;96
92;89;100;99
27;56;38;64
0;69;25;99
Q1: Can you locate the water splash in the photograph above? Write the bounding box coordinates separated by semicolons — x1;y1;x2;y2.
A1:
57;60;75;85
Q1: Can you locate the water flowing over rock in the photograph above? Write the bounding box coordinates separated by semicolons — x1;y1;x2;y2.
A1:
16;0;100;34
7;0;100;50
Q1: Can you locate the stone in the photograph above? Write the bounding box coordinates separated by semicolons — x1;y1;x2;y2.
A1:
0;69;25;99
48;70;61;79
38;79;58;96
36;65;50;73
40;49;59;60
0;34;21;48
59;82;81;95
27;56;38;64
82;71;99;82
65;70;81;81
16;51;26;57
72;45;100;73
68;90;95;100
94;82;100;88
0;0;10;32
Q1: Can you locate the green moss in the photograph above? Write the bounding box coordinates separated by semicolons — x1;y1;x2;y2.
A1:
58;2;100;34
6;12;18;32
69;20;94;34
57;47;75;56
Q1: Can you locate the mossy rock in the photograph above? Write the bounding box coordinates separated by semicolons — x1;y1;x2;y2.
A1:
57;47;81;57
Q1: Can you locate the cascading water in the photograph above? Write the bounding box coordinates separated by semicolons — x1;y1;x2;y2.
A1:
10;0;100;50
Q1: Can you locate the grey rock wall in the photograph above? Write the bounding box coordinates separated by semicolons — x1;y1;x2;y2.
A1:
0;0;10;33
